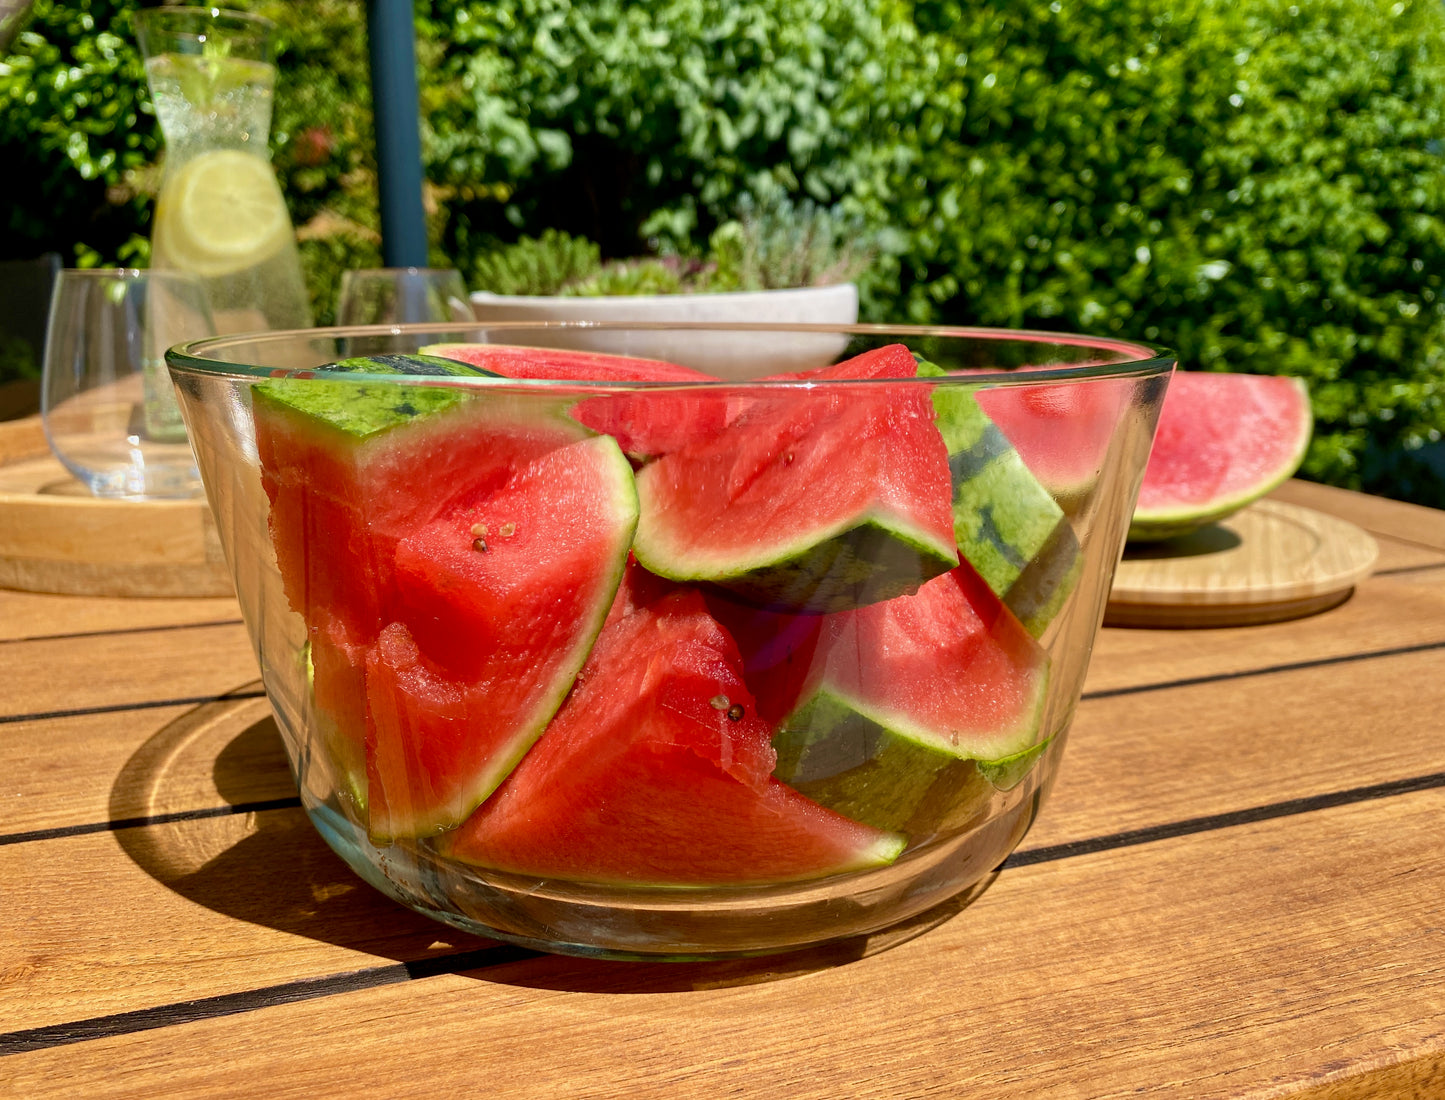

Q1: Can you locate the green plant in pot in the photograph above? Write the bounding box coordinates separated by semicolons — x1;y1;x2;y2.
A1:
467;197;874;375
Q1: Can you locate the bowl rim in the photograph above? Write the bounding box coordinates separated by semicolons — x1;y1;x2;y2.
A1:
166;320;1176;388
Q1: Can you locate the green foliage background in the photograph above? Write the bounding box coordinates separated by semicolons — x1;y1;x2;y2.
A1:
5;0;1445;502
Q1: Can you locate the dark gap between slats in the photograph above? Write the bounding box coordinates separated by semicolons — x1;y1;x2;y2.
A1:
1079;638;1445;701
1374;561;1445;577
0;797;301;847
2;769;1442;1055
0;689;267;726
0;946;540;1056
1006;770;1445;868
0;619;246;647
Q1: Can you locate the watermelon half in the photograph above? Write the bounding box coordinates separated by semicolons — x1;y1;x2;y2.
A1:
632;345;960;613
441;587;905;886
771;565;1049;835
1130;371;1312;542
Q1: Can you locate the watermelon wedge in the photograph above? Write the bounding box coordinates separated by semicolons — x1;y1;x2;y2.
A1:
771;565;1049;835
921;360;1081;636
974;370;1134;509
1130;371;1311;541
254;355;639;841
365;434;638;841
253;354;515;636
632;345;960;613
441;588;905;886
420;341;727;456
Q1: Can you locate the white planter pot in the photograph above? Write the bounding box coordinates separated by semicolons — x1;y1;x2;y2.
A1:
469;283;859;378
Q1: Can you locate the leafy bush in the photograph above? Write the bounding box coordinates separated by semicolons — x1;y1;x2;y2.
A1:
892;0;1445;501
7;0;1445;503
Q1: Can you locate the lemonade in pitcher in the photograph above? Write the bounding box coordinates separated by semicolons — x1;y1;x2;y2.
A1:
139;9;311;341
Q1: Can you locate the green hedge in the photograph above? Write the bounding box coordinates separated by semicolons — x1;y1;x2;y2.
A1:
6;0;1445;502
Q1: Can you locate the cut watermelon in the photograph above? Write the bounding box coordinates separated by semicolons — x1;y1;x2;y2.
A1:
420;341;726;456
921;359;1081;636
305;612;370;816
974;371;1133;509
632;345;959;613
1130;371;1311;542
254;354;590;636
442;589;904;886
771;565;1049;835
365;434;638;841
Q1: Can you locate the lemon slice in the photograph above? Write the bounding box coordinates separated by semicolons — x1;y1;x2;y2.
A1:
154;149;292;278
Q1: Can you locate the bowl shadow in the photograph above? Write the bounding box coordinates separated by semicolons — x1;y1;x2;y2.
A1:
109;688;980;993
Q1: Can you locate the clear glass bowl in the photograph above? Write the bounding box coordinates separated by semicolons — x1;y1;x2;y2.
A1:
167;322;1174;960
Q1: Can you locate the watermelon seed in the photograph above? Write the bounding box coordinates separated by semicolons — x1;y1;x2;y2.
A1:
709;694;730;711
470;523;489;537
472;538;489;553
784;452;795;465
500;522;516;537
726;704;745;722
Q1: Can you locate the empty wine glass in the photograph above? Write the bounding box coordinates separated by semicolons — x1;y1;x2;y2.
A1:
335;267;472;325
41;268;215;499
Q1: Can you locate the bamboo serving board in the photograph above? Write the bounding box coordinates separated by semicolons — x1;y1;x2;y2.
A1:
0;418;232;598
1105;498;1379;627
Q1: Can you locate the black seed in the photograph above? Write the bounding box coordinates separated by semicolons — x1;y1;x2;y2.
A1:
472;538;489;553
726;704;745;722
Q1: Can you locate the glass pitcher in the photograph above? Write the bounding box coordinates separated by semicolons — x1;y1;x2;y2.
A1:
136;6;312;337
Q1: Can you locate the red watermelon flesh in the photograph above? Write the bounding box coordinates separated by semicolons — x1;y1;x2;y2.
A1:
365;434;639;841
254;386;589;639
973;370;1133;506
1130;371;1311;541
632;344;960;613
704;595;830;726
441;589;905;885
824;565;1048;759
308;611;370;809
770;564;1050;834
420;341;729;457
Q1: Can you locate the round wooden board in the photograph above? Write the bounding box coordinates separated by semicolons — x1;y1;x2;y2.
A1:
1105;499;1378;628
0;419;233;598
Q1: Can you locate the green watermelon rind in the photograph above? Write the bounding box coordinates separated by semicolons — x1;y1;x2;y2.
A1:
771;660;1050;835
919;359;1080;636
780;665;1050;777
253;354;493;440
631;499;959;615
370;433;642;844
1128;378;1313;543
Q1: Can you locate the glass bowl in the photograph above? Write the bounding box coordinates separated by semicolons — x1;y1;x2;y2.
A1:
167;322;1174;960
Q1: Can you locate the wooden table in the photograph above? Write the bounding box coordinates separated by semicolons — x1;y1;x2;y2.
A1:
2;480;1443;1098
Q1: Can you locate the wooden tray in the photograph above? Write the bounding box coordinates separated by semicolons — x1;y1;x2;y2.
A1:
1105;498;1378;628
0;417;232;598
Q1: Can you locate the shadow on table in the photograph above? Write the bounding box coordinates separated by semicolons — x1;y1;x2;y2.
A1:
109;688;973;993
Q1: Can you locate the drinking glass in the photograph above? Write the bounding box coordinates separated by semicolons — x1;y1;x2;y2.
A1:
336;268;472;325
41;268;214;499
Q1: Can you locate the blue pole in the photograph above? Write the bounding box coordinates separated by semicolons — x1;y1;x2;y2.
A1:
366;0;429;268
